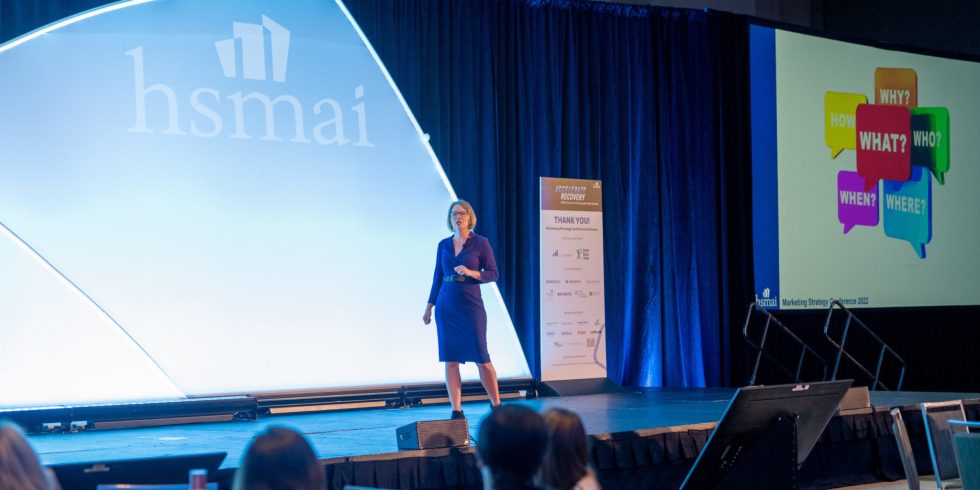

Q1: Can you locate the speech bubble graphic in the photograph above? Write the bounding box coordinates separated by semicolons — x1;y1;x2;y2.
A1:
910;107;950;185
837;171;879;234
856;103;911;192
875;67;918;107
883;166;931;259
825;92;869;158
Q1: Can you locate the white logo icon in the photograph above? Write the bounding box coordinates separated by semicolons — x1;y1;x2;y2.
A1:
215;15;290;82
755;287;777;308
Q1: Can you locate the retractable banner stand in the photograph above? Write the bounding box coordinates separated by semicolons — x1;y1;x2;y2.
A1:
539;178;606;386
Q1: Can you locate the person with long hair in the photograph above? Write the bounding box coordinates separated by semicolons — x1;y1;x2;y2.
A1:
477;405;548;490
0;421;59;490
233;426;323;490
538;408;601;490
422;199;501;419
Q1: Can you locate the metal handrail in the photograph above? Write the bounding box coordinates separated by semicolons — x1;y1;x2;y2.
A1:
822;300;906;391
742;302;828;386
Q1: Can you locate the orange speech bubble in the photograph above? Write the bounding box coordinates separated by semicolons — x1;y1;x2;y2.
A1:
875;68;917;107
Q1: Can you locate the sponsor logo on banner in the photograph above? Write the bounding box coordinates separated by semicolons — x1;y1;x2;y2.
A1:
551;249;572;259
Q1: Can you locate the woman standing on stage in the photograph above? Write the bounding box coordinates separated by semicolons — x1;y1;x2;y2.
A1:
423;200;501;419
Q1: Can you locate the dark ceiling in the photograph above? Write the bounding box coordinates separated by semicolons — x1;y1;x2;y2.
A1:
605;0;980;59
2;0;978;59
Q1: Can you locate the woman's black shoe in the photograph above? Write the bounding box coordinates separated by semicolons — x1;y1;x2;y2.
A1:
451;410;466;420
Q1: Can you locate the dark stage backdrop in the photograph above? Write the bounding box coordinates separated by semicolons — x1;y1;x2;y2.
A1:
1;0;756;388
14;1;979;392
310;0;757;388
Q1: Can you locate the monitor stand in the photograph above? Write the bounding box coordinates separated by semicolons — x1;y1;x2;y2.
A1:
695;415;799;490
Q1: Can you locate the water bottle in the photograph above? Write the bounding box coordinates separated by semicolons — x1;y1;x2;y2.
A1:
189;468;207;490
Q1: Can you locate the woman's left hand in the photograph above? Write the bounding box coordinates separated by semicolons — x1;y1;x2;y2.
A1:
454;265;474;278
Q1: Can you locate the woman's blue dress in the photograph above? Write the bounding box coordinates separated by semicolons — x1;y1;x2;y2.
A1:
427;232;499;363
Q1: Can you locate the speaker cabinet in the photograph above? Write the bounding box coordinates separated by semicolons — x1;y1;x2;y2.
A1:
396;419;469;450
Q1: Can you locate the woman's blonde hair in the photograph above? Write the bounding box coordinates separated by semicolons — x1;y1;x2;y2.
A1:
446;200;477;231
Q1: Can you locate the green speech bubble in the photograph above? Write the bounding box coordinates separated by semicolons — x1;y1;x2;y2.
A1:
910;107;950;185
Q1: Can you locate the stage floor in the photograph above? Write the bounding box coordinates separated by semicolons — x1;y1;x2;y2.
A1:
28;387;980;470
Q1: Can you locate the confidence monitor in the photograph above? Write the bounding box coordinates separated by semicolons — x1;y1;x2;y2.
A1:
49;452;226;490
680;380;852;489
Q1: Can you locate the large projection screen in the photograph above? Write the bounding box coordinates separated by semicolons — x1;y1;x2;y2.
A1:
0;0;531;409
750;24;980;311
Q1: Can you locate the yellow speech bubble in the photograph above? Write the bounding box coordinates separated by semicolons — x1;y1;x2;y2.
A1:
825;91;868;158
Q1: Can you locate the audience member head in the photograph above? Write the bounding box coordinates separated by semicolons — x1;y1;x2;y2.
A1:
0;420;56;490
233;426;323;490
477;404;547;490
539;408;591;490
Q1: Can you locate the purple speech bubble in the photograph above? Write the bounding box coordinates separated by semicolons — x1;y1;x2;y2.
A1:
838;170;879;233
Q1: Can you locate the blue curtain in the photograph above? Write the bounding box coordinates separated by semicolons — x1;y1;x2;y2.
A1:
0;0;107;39
2;0;755;388
345;0;755;387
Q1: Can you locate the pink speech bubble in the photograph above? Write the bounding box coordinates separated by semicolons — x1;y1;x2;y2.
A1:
856;104;911;192
837;171;879;234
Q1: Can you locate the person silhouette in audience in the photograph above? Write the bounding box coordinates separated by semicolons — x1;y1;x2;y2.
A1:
538;408;601;490
233;426;324;490
476;405;548;490
0;420;60;490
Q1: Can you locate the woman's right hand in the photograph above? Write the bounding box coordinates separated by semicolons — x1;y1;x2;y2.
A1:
422;304;434;325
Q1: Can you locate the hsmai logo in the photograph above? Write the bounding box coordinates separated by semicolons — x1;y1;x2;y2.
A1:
125;16;373;146
215;15;290;83
756;287;778;308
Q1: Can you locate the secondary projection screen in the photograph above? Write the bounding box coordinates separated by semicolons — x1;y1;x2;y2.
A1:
750;24;980;310
0;0;530;409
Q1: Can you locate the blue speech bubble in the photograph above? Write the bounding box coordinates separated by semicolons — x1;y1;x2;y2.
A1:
882;166;932;258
